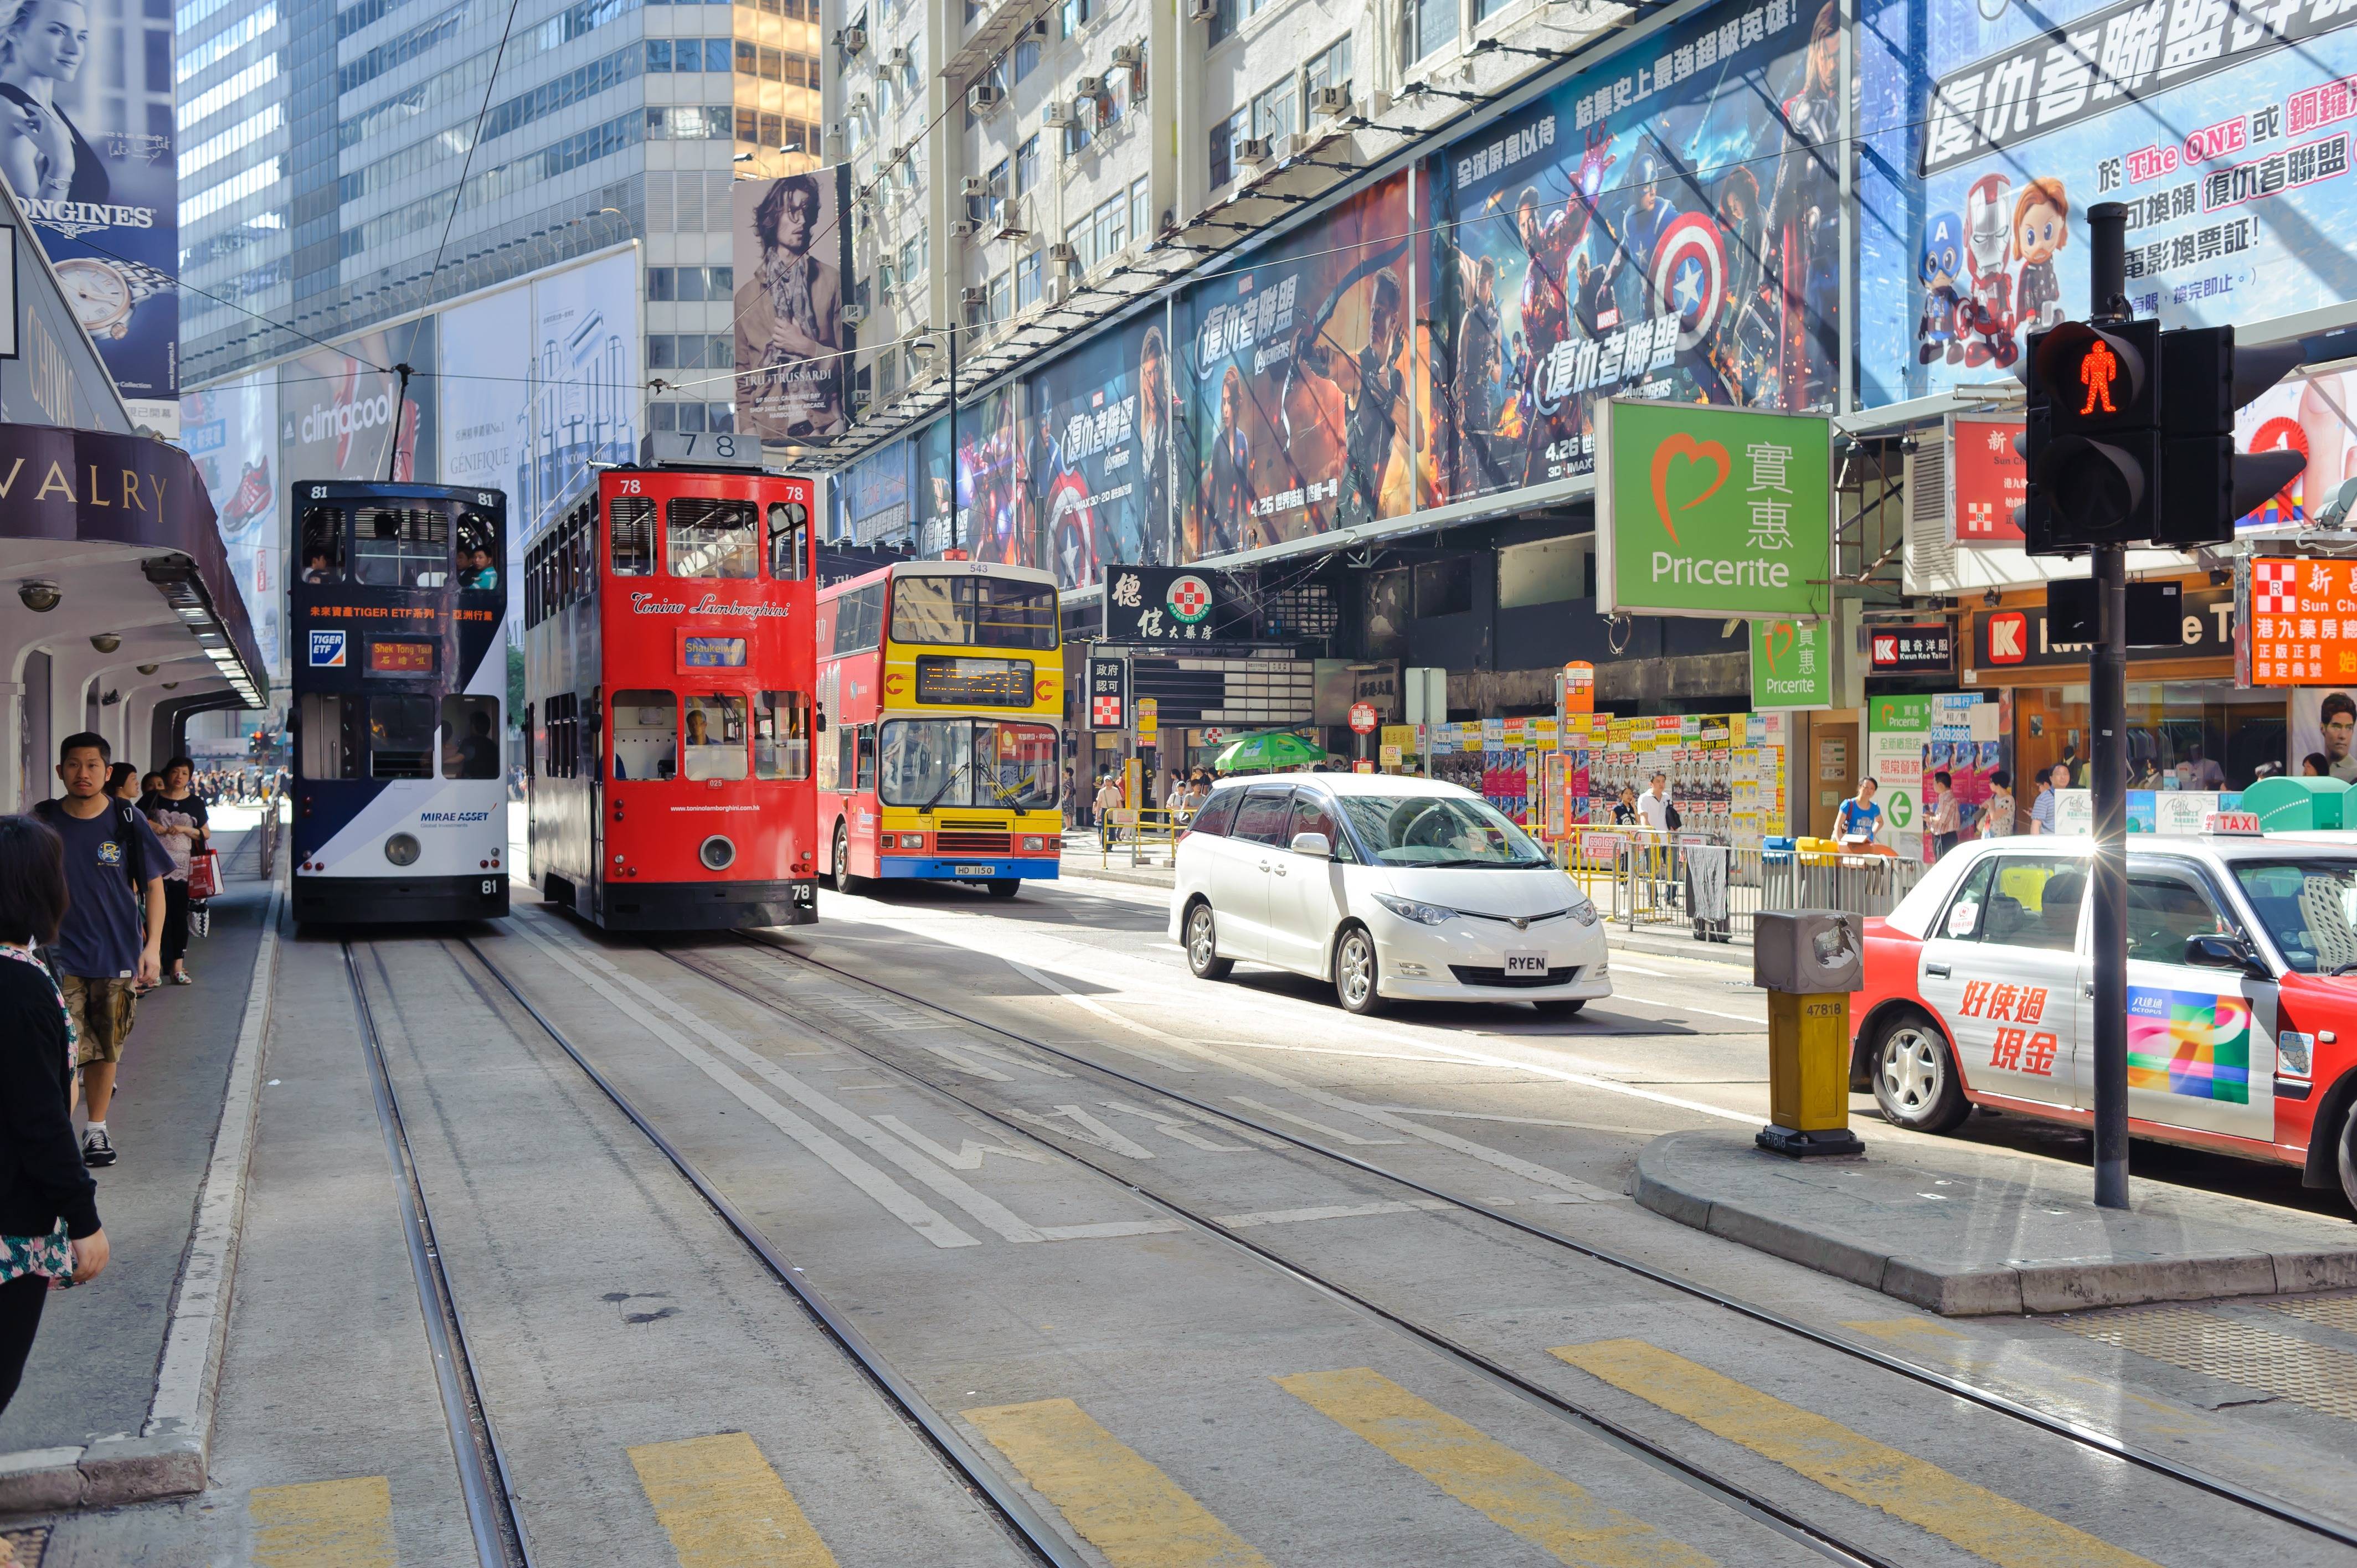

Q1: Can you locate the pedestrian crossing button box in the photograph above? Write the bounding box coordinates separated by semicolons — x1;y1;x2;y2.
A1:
1754;910;1861;995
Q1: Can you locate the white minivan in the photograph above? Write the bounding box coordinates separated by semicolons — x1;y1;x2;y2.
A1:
1167;772;1612;1015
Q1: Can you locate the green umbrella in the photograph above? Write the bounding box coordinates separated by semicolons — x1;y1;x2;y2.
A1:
1211;730;1325;773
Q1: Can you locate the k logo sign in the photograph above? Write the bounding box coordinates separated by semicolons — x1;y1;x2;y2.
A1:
1985;611;2029;664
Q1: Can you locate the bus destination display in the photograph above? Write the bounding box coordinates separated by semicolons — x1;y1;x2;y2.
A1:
683;635;749;669
367;639;436;677
915;656;1032;707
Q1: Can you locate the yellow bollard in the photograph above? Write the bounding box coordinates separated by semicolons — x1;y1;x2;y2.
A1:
1754;910;1866;1158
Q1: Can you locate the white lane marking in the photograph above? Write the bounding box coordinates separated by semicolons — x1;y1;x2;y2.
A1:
1007;1103;1158;1160
1232;1096;1406;1146
872;1113;1046;1168
1214;1199;1455;1228
510;920;980;1249
1035;1218;1183;1240
929;1038;1074;1079
922;1045;1012;1081
1599;991;1768;1025
1099;1097;1249;1152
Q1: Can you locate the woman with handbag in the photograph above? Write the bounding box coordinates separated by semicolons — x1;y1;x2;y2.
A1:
140;756;209;988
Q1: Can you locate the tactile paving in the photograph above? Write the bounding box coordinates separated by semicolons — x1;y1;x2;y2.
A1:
2053;1303;2357;1421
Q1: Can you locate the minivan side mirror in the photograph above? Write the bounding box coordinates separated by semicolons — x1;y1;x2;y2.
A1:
2184;931;2269;979
1290;831;1331;858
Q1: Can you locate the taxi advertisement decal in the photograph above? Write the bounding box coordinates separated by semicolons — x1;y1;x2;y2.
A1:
2126;988;2252;1104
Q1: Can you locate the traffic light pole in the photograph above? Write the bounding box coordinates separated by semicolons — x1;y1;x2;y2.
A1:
2087;202;2132;1211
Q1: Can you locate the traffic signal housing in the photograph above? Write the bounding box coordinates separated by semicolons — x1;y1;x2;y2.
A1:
2019;319;2160;553
2153;325;2308;548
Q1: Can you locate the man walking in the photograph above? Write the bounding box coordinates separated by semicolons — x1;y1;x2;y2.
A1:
34;733;168;1168
1927;770;1961;859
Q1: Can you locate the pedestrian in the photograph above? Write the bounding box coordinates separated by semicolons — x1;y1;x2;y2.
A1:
1059;764;1074;817
105;762;138;803
0;814;110;1425
2305;752;2333;779
141;757;209;987
1094;771;1125;845
33;734;168;1169
1834;777;1882;847
1636;771;1672;833
1980;770;2016;838
2027;761;2071;833
1612;783;1639;826
1927;770;1960;858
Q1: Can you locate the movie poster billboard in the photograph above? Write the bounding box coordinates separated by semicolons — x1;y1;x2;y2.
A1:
959;383;1034;569
733;166;853;443
279;318;436;486
1423;0;1840;507
181;373;283;676
1178;178;1416;561
1;19;179;429
1860;0;2357;409
1028;318;1178;587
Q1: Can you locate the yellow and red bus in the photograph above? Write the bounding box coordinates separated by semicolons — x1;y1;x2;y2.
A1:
816;559;1062;896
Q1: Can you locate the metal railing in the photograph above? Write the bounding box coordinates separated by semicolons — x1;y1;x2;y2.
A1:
1100;807;1179;868
1557;827;1926;945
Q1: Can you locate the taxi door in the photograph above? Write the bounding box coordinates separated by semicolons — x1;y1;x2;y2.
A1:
2102;855;2276;1139
1915;850;2090;1110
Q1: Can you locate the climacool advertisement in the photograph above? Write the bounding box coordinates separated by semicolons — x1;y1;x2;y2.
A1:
1178;177;1418;559
1424;0;1840;504
1030;318;1177;587
277;318;436;487
1859;0;2357;407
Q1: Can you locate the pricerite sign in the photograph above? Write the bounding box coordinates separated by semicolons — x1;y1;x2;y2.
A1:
1595;400;1833;620
1751;618;1833;709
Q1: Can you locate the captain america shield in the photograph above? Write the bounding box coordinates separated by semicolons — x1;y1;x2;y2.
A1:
1650;212;1727;354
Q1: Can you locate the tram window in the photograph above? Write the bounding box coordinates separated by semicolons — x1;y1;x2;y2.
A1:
611;689;678;781
610;497;655;576
765;502;809;580
368;694;436;779
754;692;811;780
684;694;749;781
831;581;884;653
353;508;451;588
855;725;877;792
297;693;362;779
441;695;502;778
666;497;758;578
455;510;501;592
298;507;344;585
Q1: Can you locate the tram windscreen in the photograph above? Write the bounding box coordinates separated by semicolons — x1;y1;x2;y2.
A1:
368;694;436;779
352;508;451;588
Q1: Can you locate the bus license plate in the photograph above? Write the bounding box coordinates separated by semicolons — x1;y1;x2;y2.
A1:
1504;951;1546;977
955;864;995;876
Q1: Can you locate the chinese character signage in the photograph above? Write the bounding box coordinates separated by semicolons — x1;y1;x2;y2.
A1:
1100;565;1251;643
1421;0;1837;512
1859;0;2357;408
1596;400;1833;618
1951;414;2026;545
1088;655;1127;729
1752;617;1833;708
2249;557;2357;683
1869;622;1955;672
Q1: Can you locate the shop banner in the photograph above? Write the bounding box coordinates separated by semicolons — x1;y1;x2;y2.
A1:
2249;557;2357;684
4;35;179;423
1869;622;1954;673
278;318;436;486
1751;617;1833;708
733;167;852;442
1100;564;1251;643
1860;0;2357;409
1031;319;1177;586
1975;586;2233;668
1869;693;1934;862
1422;0;1839;510
1596;399;1833;618
180;374;282;678
1951;413;2026;545
1178;178;1416;560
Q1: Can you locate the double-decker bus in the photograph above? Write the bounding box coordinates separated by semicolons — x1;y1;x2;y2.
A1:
288;482;510;926
817;560;1063;896
524;463;819;930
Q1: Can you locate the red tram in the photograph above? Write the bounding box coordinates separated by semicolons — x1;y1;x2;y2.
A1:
524;463;818;929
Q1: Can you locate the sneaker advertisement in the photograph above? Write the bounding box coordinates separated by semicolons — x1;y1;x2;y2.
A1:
181;374;284;679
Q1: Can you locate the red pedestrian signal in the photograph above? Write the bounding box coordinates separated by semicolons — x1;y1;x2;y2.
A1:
2020;319;2160;550
2077;338;2119;415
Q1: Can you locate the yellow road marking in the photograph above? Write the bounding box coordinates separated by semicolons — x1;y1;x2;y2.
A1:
962;1396;1273;1568
1275;1367;1713;1568
1840;1318;1966;1347
249;1476;396;1568
1552;1339;2160;1568
628;1432;839;1568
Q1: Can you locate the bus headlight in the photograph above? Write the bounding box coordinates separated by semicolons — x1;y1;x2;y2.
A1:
1023;835;1047;851
897;833;926;849
699;834;737;870
384;833;421;867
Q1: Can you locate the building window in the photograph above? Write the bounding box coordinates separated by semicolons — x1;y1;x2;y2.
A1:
1207;0;1237;44
1091;194;1125;263
1013;35;1039;80
1305;35;1350;107
1016;249;1041;309
1251;78;1295;142
1015;133;1039;195
876;259;897;300
648;266;676;301
878;349;900;395
987;270;1011;322
986;157;1009;225
1129;174;1151;245
1411;0;1453;61
1208;105;1247;187
1066;218;1093;274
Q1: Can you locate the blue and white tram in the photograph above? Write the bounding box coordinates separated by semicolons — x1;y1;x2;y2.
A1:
287;481;512;925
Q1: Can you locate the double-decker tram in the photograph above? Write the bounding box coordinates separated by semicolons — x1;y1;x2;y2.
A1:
525;462;819;930
817;559;1062;897
288;482;511;926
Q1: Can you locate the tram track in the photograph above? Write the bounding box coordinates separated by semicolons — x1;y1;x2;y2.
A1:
678;922;2357;1556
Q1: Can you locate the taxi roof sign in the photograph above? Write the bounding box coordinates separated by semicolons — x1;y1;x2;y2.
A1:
2204;810;2264;836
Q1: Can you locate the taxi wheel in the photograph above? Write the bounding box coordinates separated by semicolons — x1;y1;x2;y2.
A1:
832;823;857;896
2336;1100;2357;1216
1184;900;1232;981
1334;924;1383;1015
1870;1010;1970;1133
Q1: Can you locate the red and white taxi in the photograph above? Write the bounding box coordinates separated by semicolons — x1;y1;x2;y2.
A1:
1852;825;2357;1210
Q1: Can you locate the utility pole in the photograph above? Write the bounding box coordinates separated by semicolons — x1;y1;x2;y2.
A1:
2086;202;2132;1210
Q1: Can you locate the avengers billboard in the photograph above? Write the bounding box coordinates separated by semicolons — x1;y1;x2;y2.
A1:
1423;0;1840;506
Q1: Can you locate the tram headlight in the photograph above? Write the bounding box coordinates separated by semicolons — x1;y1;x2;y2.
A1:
384;833;421;868
699;834;737;870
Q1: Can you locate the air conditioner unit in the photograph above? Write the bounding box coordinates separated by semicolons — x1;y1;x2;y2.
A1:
1110;44;1140;66
853;389;873;412
949;218;980;238
960;285;987;307
1022;16;1049;35
1186;0;1216;18
994;203;1031;241
1310;85;1352;117
1075;74;1107;96
960;175;989;197
968;81;1003;111
1235;136;1272;164
823;126;846;159
1047;241;1079;265
1043;280;1066;306
1041;102;1072;126
884;46;909;68
842;302;868;325
836;24;866;51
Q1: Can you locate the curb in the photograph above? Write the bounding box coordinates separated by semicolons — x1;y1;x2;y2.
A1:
0;878;282;1512
1630;1129;2357;1316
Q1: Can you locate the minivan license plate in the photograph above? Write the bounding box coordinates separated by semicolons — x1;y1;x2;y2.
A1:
1504;951;1546;977
955;864;995;876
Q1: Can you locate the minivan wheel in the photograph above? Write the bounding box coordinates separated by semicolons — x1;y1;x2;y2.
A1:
1185;900;1232;979
832;822;857;895
1334;925;1382;1015
1871;1009;1970;1133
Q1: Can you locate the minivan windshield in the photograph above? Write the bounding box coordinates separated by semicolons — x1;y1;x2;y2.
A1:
1336;793;1550;868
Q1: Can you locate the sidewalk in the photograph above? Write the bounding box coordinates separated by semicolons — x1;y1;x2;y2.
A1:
0;823;279;1509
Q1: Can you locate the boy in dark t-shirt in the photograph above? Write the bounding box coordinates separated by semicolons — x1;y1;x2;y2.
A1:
34;733;167;1168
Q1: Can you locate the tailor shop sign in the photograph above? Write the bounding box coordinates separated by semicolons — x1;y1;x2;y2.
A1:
0;422;201;544
1594;400;1833;620
1974;587;2234;668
